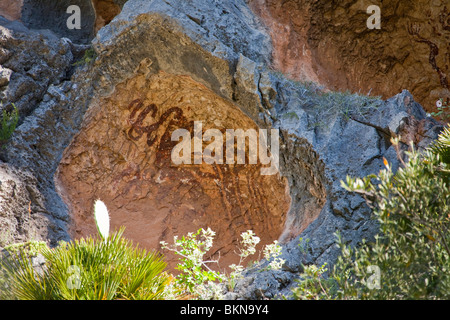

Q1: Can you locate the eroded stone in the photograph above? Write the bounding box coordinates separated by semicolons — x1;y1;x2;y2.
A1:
56;72;291;270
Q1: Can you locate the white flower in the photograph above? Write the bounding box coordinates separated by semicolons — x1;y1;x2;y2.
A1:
268;258;285;270
94;199;110;241
436;100;443;108
238;230;260;259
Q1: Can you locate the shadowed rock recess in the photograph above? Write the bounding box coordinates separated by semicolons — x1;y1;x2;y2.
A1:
0;0;444;299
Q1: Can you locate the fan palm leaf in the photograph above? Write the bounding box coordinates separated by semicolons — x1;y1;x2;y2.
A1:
430;125;450;165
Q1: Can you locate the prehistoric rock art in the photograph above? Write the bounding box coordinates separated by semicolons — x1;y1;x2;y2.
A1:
56;72;291;269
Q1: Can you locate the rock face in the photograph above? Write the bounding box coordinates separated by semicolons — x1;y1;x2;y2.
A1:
0;0;445;299
53;0;284;269
3;0;447;111
0;0;127;44
0;162;49;246
56;71;291;268
54;0;442;273
0;18;90;247
247;0;450;115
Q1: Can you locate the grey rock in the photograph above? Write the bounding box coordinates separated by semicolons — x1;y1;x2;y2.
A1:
0;163;50;246
232;269;299;300
0;19;89;247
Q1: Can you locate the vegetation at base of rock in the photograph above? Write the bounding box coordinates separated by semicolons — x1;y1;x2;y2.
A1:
0;228;175;300
291;263;336;300
0;103;19;146
160;228;285;300
292;126;450;300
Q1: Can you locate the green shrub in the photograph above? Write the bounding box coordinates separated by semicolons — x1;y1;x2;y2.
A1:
291;263;335;300
332;128;450;299
290;126;450;300
72;48;97;67
0;103;19;146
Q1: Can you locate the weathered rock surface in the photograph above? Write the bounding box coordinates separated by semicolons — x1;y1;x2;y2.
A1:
0;0;445;300
56;71;291;269
0;16;73;120
248;0;450;115
0;19;91;247
3;0;447;112
0;162;49;246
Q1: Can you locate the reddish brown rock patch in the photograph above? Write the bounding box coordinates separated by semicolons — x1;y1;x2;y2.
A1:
56;72;291;270
248;0;449;115
92;0;121;33
0;0;23;21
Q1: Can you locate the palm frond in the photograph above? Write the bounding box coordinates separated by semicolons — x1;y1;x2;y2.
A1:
429;125;450;165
